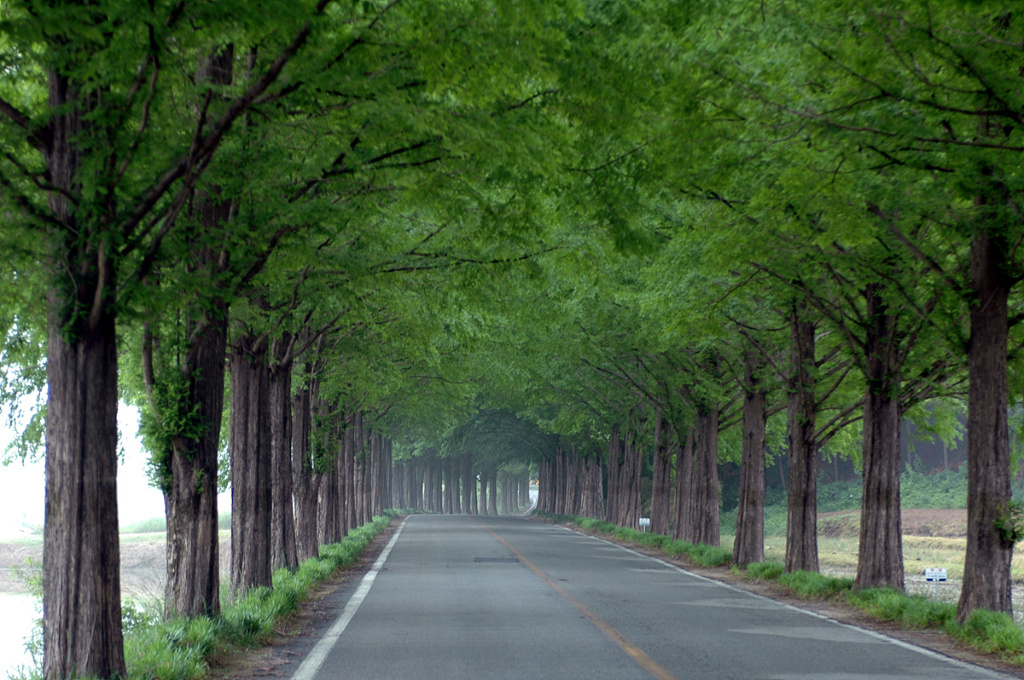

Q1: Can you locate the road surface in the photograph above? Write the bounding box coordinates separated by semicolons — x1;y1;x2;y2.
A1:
291;515;1013;680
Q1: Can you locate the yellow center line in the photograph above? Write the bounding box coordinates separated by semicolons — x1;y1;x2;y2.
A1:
477;521;681;680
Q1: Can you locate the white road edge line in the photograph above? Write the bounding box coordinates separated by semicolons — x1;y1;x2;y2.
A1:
553;523;1015;680
290;518;408;680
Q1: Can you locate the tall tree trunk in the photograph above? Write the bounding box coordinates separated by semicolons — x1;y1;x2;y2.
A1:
343;416;356;534
488;468;498;515
651;414;672;536
958;229;1014;621
579;455;599;519
734;352;767;567
370;430;383;517
230;333;273;595
355;413;369;527
341;415;353;530
413;460;425;510
159;48;234;619
479;465;490;515
673;428;695;541
855;285;904;590
292;375;319;561
157;307;227;620
433;456;444;513
614;428;642;529
442;457;452;514
269;337;298;571
382;437;393;513
452;455;462;514
462;454;474;515
471;465;479;514
692;407;720;546
786;303;819;573
421;457;432;512
557;447;568;514
44;241;125;679
606;428;623;524
565;449;580;516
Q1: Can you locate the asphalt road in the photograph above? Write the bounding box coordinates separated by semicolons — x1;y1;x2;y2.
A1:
292;515;1013;680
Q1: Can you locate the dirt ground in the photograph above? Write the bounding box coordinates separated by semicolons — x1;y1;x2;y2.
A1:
820;508;967;539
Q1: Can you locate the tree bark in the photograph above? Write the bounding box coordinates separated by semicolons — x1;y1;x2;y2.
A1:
673;428;695;541
488;468;498;515
462;454;474;515
651;413;672;536
471;464;479;514
786;303;819;573
579;454;602;519
565;449;580;515
160;308;226;619
269;337;298;571
433;455;444;513
958;229;1014;621
452;454;462;514
43;258;125;679
292;374;319;561
159;47;234;619
230;333;273;595
343;415;357;535
692;407;720;546
613;427;642;529
606;428;622;524
479;465;490;515
734;353;767;567
855;284;904;590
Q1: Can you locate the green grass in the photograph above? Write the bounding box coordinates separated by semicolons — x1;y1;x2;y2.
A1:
746;560;784;581
846;587;955;628
953;609;1024;663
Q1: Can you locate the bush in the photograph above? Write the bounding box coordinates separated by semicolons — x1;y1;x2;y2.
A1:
846;588;955;629
777;570;853;599
578;518;616;533
952;609;1024;661
662;539;731;567
901;466;967;509
746;561;784;581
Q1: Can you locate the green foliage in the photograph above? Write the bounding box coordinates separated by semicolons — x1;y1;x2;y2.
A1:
122;599;161;636
901;466;968;510
817;478;864;514
994;502;1024;545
